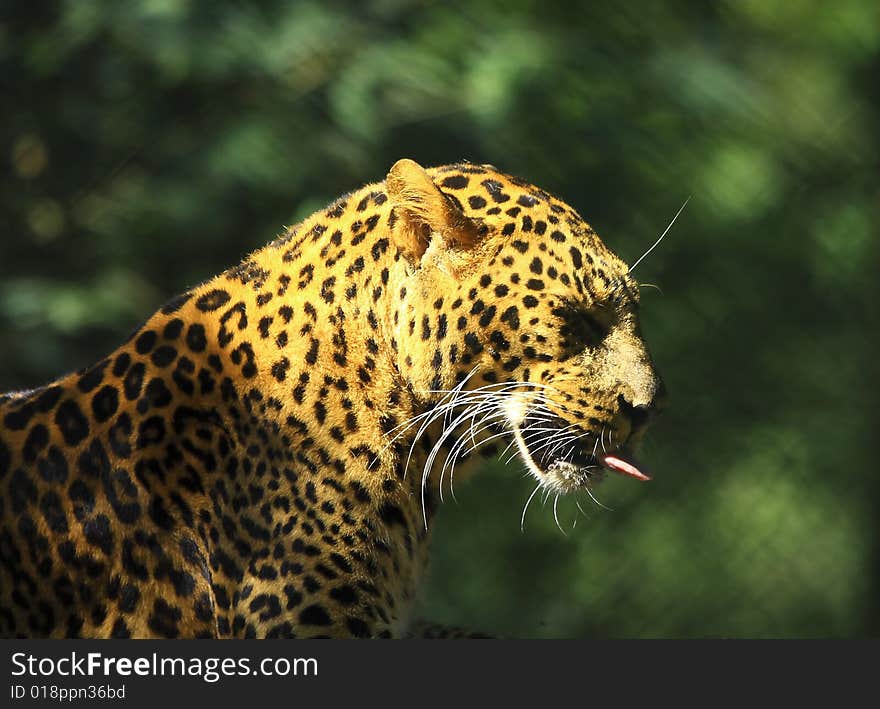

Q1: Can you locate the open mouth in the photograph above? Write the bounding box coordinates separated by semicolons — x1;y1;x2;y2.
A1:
511;413;650;490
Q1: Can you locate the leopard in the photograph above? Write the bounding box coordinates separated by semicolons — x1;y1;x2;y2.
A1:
0;159;663;638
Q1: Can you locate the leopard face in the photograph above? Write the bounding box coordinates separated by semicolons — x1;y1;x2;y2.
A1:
388;160;663;497
0;158;663;639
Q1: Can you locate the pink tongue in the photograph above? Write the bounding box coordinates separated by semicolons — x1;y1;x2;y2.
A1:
600;453;651;481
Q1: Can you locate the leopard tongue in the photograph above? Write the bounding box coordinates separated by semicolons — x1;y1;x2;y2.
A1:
599;453;651;481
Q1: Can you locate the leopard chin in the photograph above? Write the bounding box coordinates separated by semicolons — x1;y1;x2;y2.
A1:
510;420;650;495
502;393;650;495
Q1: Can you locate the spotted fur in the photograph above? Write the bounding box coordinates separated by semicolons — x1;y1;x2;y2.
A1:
0;159;662;638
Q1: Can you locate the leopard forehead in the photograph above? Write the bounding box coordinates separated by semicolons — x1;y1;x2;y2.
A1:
425;163;635;296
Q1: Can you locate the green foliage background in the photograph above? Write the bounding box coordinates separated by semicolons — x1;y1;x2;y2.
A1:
2;1;877;637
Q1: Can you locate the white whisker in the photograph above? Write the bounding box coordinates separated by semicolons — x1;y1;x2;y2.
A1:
584;482;613;512
638;283;664;294
553;494;566;536
520;483;542;533
628;197;689;273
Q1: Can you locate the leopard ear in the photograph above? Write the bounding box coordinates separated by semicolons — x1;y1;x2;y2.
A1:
386;158;481;264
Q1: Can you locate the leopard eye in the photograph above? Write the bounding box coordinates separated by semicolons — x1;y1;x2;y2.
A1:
552;302;611;350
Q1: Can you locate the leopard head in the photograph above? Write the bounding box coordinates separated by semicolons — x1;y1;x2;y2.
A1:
384;159;664;497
